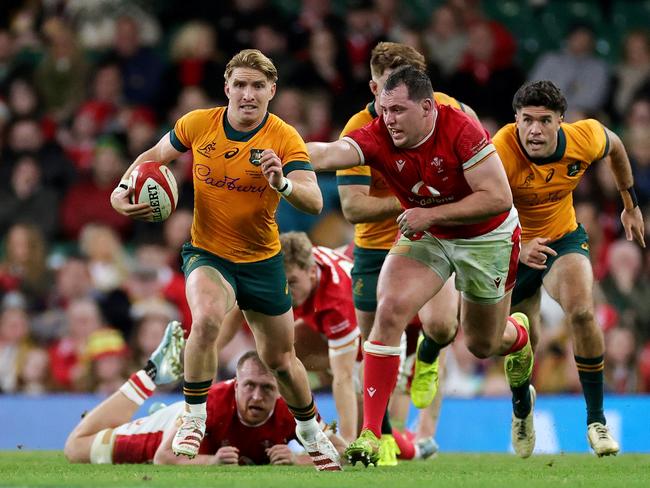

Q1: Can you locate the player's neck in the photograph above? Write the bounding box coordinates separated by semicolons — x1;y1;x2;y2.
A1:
226;109;267;133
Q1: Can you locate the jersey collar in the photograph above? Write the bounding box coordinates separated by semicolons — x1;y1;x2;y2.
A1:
517;125;567;165
224;110;270;142
367;100;378;118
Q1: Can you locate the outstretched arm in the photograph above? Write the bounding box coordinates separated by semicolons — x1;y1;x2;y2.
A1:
307;140;362;171
338;184;402;224
604;127;646;247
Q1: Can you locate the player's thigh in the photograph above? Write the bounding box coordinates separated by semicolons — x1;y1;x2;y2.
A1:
378;237;450;321
244;308;296;363
181;243;236;321
542;253;594;312
418;275;459;332
237;252;293;316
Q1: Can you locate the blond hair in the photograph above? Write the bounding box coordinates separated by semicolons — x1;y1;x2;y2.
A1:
279;232;314;270
370;42;427;79
224;49;278;82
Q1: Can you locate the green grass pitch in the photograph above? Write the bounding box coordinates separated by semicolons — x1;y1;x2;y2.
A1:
1;451;649;487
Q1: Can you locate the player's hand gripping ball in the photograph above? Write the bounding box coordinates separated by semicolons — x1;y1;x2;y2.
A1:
129;162;178;222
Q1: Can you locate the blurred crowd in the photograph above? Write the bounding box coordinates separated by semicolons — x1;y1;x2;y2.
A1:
1;0;650;398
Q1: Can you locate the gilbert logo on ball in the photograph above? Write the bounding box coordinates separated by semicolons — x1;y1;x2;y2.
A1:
129;162;179;222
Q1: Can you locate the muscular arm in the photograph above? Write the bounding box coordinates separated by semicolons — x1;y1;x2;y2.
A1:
397;152;512;236
111;134;183;219
338;184;402;224
306;140;362;171
153;426;218;465
604;127;646;247
432;152;512;225
284;169;323;215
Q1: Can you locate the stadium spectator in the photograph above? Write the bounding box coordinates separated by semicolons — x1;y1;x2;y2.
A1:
163;21;225;112
16;346;51;394
528;23;610;118
78;327;130;395
60;139;132;240
422;4;467;79
0;155;59;240
0;301;33;393
33;18;89;123
48;297;105;391
2;117;77;197
600;239;650;344
110;49;341;469
64;332;342;465
102;15;165;107
448;20;525;127
604;326;637;393
78;224;130;294
0;223;51;311
610;30;650;122
494;80;645;456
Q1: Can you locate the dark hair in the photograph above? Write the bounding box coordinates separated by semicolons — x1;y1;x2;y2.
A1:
512;80;567;115
236;350;271;374
383;65;433;102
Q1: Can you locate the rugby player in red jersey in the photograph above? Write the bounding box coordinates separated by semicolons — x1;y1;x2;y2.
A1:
64;322;342;466
307;66;534;465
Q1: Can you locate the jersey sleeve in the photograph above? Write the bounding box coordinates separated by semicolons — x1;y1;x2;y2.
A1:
573;119;610;164
434;91;462;110
455;121;496;171
279;123;313;175
336;110;375;183
341;122;382;168
171;110;204;152
336;165;372;185
492;125;517;182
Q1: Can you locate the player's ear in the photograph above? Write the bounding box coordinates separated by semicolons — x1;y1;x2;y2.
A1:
269;82;277;101
224;81;230;98
422;98;433;114
369;80;379;97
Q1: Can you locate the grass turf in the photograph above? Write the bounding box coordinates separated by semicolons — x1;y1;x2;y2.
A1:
1;451;649;487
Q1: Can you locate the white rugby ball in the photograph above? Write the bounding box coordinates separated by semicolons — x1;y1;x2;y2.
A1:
129;161;178;222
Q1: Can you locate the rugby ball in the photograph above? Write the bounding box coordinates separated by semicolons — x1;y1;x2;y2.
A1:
129;161;178;222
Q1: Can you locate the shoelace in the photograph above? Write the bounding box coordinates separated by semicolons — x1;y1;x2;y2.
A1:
180;416;204;432
594;425;610;440
515;419;529;440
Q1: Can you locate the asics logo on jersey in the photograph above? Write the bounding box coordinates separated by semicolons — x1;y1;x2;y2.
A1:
367;387;377;397
197;141;217;158
411;181;441;197
545;169;555;183
395;159;405;172
224;148;240;159
195;164;267;198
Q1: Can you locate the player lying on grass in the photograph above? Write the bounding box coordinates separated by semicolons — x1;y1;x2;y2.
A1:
64;322;344;465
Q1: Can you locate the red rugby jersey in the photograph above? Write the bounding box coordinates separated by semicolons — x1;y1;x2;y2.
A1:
343;104;509;239
292;246;358;341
